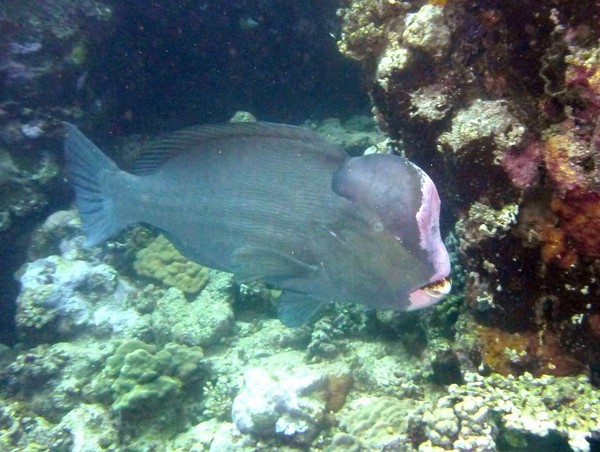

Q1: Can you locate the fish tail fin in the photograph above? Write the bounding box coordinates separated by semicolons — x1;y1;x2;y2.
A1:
63;122;125;247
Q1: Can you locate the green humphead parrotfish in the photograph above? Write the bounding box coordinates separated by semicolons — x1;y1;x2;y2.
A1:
64;122;451;326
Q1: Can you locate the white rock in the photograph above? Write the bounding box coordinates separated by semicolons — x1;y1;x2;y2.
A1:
231;360;327;445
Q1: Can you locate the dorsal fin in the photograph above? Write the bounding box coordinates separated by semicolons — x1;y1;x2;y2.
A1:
133;122;342;175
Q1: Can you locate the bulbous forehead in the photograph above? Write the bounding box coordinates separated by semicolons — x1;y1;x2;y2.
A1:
331;153;424;247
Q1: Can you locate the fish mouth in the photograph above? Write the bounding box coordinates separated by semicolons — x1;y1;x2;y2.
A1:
421;277;452;298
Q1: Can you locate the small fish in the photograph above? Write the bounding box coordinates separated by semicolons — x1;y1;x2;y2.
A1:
64;122;451;326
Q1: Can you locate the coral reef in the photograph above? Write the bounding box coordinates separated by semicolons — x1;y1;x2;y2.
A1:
0;400;73;450
310;116;386;155
232;358;327;446
437;99;526;162
57;404;119;451
420;372;600;451
3;212;600;450
0;0;117;346
338;0;600;378
134;234;210;294
149;276;234;347
337;396;418;449
0;0;113;233
15;255;140;342
91;339;205;418
0;340;112;422
2;0;600;446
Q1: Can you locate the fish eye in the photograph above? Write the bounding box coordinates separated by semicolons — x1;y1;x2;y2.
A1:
372;221;384;233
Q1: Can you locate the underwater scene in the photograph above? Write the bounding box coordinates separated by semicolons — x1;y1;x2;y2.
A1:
1;0;600;451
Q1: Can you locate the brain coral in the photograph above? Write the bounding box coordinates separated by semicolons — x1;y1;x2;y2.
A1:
339;396;418;450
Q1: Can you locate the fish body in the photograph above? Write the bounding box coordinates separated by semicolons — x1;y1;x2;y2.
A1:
64;122;450;326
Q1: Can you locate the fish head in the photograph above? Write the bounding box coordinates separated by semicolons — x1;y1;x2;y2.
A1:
331;154;451;310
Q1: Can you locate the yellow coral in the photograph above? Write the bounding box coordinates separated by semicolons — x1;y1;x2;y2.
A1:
542;131;588;191
477;327;529;375
134;235;209;294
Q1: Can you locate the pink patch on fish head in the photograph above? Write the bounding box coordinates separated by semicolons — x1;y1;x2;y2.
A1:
413;163;451;285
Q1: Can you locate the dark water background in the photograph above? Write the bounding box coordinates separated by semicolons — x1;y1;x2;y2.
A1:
84;0;368;134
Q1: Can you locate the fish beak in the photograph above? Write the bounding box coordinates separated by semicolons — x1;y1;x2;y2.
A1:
423;277;452;298
407;277;452;310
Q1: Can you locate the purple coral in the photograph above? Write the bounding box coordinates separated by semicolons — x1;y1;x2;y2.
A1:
501;138;542;189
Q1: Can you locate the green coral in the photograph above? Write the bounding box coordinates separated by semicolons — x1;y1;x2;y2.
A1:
92;339;204;415
134;235;210;294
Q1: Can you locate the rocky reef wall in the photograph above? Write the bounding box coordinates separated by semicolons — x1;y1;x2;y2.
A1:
338;0;600;378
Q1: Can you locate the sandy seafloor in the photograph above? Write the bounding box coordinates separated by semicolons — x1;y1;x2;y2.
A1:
0;117;598;452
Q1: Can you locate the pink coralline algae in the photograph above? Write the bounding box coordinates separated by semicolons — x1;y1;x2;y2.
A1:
501;138;542;189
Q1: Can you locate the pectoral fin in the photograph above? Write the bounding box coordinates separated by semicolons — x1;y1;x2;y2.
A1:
277;291;326;327
231;246;318;283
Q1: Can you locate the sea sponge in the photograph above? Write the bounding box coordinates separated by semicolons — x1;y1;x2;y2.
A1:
325;373;353;413
134;235;209;294
501;138;542;189
540;225;577;268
